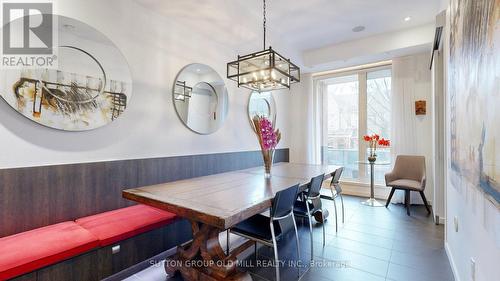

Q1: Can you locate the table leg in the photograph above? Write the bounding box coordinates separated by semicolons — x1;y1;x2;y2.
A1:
165;221;253;281
361;162;384;207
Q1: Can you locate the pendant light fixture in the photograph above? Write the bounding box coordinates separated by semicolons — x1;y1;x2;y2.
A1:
227;0;300;92
174;80;192;102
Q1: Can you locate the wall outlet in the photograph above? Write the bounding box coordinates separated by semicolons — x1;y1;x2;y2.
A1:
470;258;476;281
454;216;459;232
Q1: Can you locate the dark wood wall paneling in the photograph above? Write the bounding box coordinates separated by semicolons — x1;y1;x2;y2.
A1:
0;148;289;237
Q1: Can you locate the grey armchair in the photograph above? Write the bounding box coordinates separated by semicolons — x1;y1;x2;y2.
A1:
385;155;431;216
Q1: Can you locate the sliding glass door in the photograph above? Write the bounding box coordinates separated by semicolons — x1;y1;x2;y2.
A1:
325;75;360;180
322;67;392;184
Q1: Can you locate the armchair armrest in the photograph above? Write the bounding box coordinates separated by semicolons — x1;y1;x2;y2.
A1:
385;171;397;185
420;176;427;189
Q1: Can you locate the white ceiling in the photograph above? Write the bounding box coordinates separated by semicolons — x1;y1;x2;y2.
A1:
132;0;441;72
134;0;441;69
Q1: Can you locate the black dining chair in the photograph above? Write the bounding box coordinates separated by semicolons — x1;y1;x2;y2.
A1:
293;173;325;260
330;167;345;232
230;184;301;281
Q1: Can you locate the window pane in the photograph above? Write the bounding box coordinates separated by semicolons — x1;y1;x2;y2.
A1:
325;75;359;180
367;69;392;183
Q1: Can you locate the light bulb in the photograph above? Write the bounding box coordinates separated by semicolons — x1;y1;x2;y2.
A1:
271;70;276;79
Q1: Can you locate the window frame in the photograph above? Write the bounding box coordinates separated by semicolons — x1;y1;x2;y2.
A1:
315;64;392;184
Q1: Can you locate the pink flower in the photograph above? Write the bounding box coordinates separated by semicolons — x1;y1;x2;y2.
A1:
259;117;277;150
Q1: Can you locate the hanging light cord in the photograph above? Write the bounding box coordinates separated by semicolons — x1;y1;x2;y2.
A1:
263;0;267;49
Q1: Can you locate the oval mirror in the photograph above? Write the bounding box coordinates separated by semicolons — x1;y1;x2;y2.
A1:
248;91;276;130
173;64;228;134
0;15;132;131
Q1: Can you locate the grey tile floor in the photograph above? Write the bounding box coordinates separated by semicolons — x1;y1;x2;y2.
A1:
122;195;454;281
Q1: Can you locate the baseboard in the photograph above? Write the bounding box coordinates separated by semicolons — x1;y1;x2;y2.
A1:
102;247;177;281
333;181;391;200
439;216;446;225
445;241;460;281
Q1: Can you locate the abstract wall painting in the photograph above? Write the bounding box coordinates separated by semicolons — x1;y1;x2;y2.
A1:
449;0;500;204
0;16;132;131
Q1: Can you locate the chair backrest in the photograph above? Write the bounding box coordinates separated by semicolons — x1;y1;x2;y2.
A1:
331;167;344;193
392;155;426;182
307;174;325;198
271;184;300;219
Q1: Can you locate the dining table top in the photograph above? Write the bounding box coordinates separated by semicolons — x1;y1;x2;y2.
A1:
123;162;339;229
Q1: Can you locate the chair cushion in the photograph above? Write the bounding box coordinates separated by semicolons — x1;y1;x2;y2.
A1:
75;205;177;246
0;222;99;280
387;179;423;191
231;214;282;242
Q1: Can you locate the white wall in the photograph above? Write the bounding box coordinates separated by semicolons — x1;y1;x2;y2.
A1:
302;24;434;72
391;53;434;204
0;0;292;169
289;73;314;164
445;179;500;281
441;2;500;280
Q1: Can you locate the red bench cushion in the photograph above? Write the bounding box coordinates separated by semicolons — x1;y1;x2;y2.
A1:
0;222;99;280
76;205;177;246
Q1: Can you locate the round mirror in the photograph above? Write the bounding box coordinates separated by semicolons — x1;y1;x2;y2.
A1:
0;15;132;131
173;64;228;134
248;91;276;130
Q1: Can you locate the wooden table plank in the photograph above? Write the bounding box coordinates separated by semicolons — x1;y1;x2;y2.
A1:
123;171;300;229
122;163;339;229
123;162;339;281
241;162;338;182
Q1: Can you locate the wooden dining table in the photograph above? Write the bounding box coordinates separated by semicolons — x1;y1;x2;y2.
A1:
122;162;339;281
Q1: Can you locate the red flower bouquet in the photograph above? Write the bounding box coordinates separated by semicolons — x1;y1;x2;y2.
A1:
363;134;390;161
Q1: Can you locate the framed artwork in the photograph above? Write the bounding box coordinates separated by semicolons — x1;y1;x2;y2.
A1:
415;100;426;115
0;15;132;131
449;0;500;204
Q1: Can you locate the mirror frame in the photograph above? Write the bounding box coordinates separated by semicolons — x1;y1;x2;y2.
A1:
247;91;277;131
172;63;228;135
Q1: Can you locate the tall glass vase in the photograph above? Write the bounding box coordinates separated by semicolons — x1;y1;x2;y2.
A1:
262;149;274;178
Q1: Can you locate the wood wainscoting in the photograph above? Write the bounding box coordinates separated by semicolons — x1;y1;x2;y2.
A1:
0;148;289;237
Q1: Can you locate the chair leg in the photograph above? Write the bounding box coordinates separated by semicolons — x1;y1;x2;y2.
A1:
333;197;338;233
254;241;257;264
321;215;326;247
226;230;230;255
419;191;431;214
305;203;314;262
292;214;301;278
340;194;345;223
386;187;396;208
270;221;280;281
405;190;410;216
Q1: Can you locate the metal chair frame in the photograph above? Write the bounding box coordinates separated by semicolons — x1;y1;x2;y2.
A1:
229;185;301;281
294;174;326;262
329;167;345;233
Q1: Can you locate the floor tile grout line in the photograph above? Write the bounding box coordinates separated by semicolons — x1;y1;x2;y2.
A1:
311;249;391;278
385;249;393;279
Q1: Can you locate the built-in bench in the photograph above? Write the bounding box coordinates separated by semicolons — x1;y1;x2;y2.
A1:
0;151;289;281
0;205;190;281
